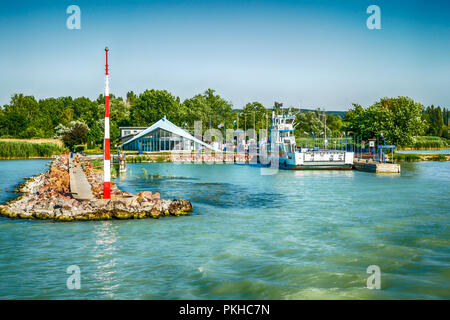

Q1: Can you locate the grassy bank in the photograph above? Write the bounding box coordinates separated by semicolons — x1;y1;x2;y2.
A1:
0;138;64;147
84;147;104;155
399;136;449;150
85;158;118;178
0;141;66;159
393;153;422;162
128;155;170;163
393;153;449;162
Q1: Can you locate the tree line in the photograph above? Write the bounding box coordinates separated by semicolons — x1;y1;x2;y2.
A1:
343;97;449;146
0;90;448;149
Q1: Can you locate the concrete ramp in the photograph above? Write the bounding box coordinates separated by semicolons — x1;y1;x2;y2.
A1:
353;159;401;173
69;156;94;200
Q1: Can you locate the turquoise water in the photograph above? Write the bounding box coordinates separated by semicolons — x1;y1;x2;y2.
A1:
0;159;449;299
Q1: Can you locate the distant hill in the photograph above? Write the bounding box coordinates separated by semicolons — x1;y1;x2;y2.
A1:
299;109;347;118
232;108;348;118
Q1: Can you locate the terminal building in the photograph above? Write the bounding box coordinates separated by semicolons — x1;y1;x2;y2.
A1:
120;117;212;152
118;127;148;143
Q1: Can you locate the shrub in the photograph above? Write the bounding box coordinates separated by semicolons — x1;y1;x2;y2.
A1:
406;136;449;149
431;154;446;161
393;153;421;162
74;145;85;153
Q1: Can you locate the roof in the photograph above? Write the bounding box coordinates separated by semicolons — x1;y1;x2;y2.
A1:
118;134;135;142
121;117;212;149
119;127;147;130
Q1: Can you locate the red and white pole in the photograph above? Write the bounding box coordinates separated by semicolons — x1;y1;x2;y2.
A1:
103;47;111;199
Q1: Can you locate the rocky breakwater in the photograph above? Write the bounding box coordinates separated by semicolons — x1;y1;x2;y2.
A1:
0;155;193;221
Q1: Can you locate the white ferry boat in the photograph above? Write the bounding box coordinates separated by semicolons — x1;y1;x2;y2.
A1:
266;113;354;170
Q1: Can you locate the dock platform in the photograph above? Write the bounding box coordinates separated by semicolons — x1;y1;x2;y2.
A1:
353;159;401;173
69;155;94;200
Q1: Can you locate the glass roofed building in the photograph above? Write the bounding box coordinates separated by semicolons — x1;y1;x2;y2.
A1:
121;117;211;152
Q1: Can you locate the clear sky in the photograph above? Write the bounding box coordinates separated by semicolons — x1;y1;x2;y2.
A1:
0;0;449;110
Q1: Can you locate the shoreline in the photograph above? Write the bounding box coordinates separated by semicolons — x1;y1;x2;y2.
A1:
394;153;450;162
0;154;193;222
396;147;449;151
0;156;55;160
1;151;449;163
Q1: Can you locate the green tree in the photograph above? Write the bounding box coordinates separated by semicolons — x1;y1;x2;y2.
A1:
94;94;130;144
130;89;183;127
425;105;444;136
1;94;39;137
443;108;448;126
38;98;66;137
344;97;426;146
182;89;234;132
294;111;323;137
61;121;89;150
87;121;103;147
60;108;74;127
110;97;131;127
273;102;284;115
2;112;27;137
326;114;343;135
239;102;269;133
183;94;210;131
343;103;366;136
203;89;234;131
126;91;137;105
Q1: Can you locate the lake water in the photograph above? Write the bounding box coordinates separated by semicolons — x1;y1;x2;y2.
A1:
0;159;449;299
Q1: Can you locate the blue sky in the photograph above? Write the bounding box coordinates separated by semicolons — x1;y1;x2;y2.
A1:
0;0;449;110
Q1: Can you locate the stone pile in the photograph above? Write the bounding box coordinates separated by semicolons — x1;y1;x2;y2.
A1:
0;155;193;221
84;167;124;199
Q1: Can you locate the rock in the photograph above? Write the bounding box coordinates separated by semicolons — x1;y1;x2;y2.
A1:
0;154;194;221
138;191;152;198
168;199;193;215
137;191;158;202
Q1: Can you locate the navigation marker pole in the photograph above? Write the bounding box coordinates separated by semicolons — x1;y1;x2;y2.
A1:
103;47;111;199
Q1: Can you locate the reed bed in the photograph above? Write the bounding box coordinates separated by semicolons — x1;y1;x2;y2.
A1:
0;138;64;147
405;136;449;149
128;155;169;163
393;153;422;162
0;141;65;159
